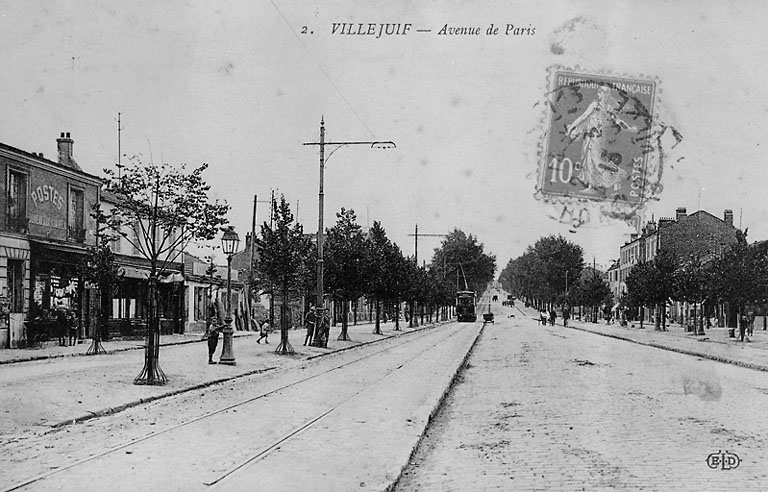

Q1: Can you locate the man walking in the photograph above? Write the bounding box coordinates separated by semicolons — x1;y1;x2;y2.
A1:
257;318;270;344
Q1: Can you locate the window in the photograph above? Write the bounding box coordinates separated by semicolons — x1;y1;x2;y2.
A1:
194;286;208;321
7;170;27;232
8;260;24;313
68;188;85;241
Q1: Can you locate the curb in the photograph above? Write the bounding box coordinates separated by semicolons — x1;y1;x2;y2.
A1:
565;324;768;372
46;320;455;431
305;320;450;361
386;320;487;492
48;365;278;430
0;334;256;366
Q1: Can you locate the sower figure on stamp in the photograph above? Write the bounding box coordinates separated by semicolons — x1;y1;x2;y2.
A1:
566;85;638;193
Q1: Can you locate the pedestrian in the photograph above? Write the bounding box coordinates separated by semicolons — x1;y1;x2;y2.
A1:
549;309;557;326
206;293;220;336
562;306;570;327
68;310;79;346
323;311;331;347
257;318;270;344
747;311;755;337
303;309;316;346
207;323;220;363
539;310;548;326
206;292;221;363
739;313;748;342
55;303;68;346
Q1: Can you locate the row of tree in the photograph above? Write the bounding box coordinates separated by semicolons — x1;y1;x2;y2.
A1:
81;158;497;384
250;197;497;354
625;233;768;331
498;235;612;318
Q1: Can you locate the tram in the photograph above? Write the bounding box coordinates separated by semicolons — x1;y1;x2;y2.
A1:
456;290;477;322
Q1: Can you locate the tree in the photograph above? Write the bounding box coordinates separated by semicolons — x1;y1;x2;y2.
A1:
324;208;367;341
257;195;313;355
100;158;228;385
625;250;676;330
432;228;497;297
500;235;583;309
387;245;411;331
625;261;655;329
79;210;123;355
707;236;768;333
363;221;394;335
672;256;708;334
573;274;612;322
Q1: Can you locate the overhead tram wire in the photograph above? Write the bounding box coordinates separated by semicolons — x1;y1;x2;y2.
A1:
267;0;379;141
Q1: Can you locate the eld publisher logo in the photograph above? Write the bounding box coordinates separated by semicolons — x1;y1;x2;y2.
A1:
706;450;741;470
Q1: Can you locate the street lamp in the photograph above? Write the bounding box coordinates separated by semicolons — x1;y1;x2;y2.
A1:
303;117;395;347
219;226;240;365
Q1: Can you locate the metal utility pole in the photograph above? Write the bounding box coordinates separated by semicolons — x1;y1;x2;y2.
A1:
406;226;447;327
407;224;446;264
303;117;395;347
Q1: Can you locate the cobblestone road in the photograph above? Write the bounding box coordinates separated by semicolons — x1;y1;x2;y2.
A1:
395;305;768;491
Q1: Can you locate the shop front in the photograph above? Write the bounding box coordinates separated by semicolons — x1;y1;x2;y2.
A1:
106;262;184;338
29;240;95;342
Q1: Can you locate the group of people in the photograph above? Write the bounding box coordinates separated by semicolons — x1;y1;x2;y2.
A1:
539;307;571;327
205;294;271;364
204;294;332;363
303;308;330;348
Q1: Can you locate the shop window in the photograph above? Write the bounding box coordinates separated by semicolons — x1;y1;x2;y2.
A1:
7;170;28;233
68;188;85;242
7;260;24;313
194;286;208;321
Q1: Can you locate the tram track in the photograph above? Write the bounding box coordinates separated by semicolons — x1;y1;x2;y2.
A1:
3;321;474;492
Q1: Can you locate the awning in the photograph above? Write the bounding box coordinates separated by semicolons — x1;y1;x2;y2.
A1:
30;239;88;267
121;266;150;280
120;266;184;282
160;272;184;283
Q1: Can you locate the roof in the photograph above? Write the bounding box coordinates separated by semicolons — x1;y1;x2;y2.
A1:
0;141;101;183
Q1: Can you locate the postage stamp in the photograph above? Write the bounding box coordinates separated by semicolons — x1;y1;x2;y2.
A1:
539;70;657;205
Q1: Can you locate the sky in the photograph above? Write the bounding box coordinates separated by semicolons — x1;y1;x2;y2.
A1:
2;0;768;273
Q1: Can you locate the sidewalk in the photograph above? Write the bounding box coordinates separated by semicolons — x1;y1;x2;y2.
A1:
0;317;426;365
0;332;230;365
518;305;768;371
0;317;446;436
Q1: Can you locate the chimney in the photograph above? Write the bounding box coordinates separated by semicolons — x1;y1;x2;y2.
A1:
57;132;74;167
724;209;734;227
675;207;687;221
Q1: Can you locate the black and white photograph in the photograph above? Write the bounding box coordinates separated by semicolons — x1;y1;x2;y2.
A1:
1;1;767;490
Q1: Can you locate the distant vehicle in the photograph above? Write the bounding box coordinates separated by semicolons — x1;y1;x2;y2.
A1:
456;290;477;322
502;295;515;307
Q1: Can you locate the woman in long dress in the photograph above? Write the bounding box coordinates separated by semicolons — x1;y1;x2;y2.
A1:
566;85;637;191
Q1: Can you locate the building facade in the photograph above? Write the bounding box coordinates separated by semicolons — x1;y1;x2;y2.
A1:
0;133;101;348
617;206;740;324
